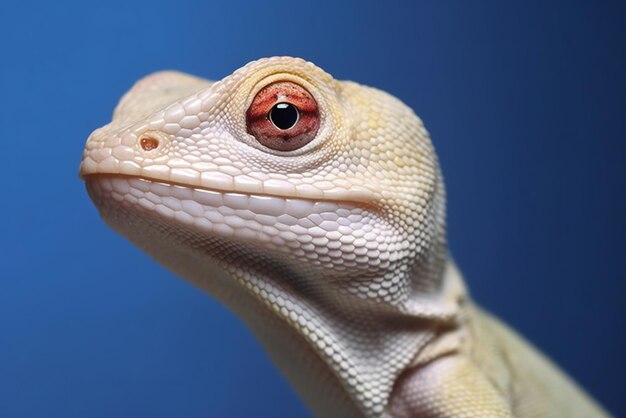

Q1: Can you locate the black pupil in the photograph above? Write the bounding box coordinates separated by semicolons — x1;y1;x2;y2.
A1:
269;102;299;130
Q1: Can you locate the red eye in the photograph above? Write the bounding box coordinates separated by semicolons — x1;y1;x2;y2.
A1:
246;81;320;151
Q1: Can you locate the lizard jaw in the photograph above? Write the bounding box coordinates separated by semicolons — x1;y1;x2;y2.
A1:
85;175;391;268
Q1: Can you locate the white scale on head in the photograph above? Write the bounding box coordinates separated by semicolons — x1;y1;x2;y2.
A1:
81;56;611;418
81;57;461;417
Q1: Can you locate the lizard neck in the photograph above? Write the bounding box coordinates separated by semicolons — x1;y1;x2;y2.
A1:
226;258;467;418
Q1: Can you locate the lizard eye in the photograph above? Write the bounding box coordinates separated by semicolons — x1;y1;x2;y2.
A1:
246;81;320;151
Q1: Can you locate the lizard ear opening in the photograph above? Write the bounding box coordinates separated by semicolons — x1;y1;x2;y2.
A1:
246;81;320;152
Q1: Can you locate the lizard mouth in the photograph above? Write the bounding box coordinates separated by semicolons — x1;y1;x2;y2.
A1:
84;175;384;249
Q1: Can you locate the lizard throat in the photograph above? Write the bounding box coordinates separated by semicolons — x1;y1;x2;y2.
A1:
84;174;457;418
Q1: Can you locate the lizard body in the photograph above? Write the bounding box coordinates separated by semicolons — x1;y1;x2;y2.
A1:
80;57;608;417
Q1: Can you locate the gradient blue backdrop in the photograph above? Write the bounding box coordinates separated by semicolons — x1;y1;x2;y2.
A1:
1;1;624;417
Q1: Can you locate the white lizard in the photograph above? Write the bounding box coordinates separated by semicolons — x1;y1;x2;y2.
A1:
80;57;609;417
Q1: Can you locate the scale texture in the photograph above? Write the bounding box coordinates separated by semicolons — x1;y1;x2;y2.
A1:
80;57;609;417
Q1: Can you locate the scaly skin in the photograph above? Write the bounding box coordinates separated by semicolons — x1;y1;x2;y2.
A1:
80;57;609;417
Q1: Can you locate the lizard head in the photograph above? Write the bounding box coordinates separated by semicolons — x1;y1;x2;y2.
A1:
80;57;451;415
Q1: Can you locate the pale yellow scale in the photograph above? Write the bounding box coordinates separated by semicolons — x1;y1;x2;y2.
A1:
81;57;609;418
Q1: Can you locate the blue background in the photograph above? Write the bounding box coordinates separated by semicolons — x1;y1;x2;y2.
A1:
1;1;624;417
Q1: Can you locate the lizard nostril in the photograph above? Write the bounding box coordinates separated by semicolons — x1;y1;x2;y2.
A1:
140;136;159;151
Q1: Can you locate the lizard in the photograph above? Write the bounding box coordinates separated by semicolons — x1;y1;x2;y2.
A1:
79;56;609;417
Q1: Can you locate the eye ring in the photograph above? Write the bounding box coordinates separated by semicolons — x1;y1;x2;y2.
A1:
246;81;320;152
